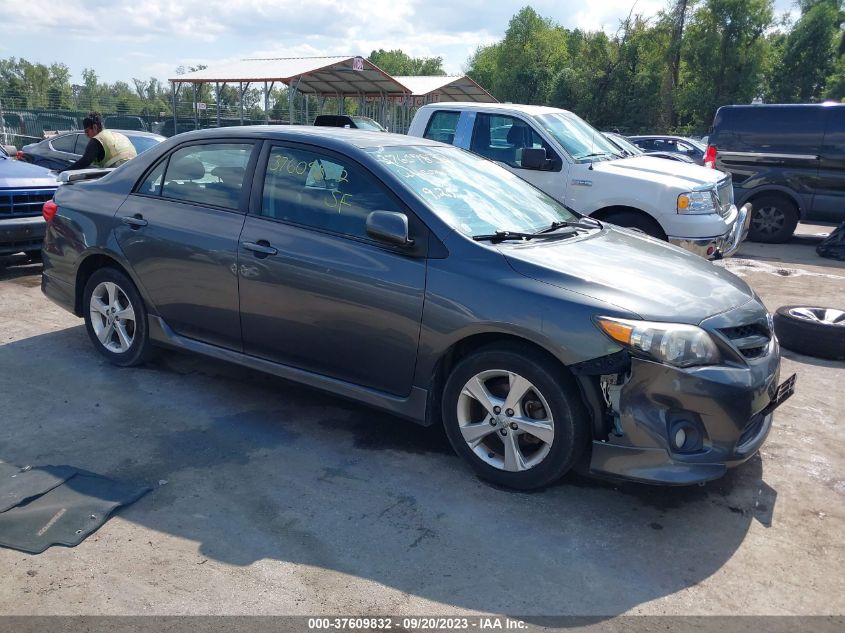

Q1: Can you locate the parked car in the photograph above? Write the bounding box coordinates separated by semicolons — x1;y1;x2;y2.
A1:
41;126;793;489
602;132;696;163
707;103;845;243
0;144;58;257
628;135;707;165
314;114;387;131
408;103;749;260
103;115;148;132
18;130;165;170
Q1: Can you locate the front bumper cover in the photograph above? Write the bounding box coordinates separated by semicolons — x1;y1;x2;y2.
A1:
668;202;752;260
588;349;790;485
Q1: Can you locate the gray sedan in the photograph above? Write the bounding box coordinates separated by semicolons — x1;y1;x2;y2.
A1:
41;127;794;489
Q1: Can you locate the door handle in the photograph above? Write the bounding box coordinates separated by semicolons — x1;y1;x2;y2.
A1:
121;214;148;229
241;241;278;256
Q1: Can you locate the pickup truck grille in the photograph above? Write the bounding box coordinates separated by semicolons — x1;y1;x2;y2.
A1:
716;177;733;217
0;189;56;218
718;322;771;359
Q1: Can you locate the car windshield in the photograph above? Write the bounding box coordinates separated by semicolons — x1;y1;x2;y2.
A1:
605;133;642;156
352;117;386;131
535;113;622;162
129;136;162;154
369;145;579;237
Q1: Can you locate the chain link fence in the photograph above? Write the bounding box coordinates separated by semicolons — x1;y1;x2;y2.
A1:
1;86;422;152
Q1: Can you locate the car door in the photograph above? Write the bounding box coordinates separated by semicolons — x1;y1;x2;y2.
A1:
466;112;568;201
812;106;845;220
237;142;427;397
115;140;258;350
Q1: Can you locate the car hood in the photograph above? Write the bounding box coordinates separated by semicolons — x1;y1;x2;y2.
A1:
0;157;58;188
594;155;724;188
501;225;754;324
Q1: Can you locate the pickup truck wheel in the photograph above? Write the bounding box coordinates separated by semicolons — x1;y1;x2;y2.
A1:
748;195;798;243
83;268;154;367
773;305;845;360
441;343;588;490
603;211;666;240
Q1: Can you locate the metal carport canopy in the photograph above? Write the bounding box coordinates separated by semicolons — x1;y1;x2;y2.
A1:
169;56;409;96
393;75;497;102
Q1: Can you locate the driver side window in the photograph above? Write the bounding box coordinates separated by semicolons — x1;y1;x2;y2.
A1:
470;114;556;169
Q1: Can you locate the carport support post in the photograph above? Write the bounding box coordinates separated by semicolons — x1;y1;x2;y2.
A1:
239;82;244;126
215;83;221;128
305;94;309;124
193;83;198;130
171;82;178;134
264;82;269;124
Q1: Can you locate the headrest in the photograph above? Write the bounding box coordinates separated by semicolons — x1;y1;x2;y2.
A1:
507;123;527;145
168;156;205;181
211;165;245;185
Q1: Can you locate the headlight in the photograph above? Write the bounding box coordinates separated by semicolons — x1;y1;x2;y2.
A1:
595;317;720;367
677;190;718;215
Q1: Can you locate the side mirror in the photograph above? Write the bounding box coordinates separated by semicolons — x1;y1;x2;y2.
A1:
366;211;414;247
521;147;552;171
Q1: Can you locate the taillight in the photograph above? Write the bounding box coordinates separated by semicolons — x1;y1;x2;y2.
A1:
42;200;58;222
704;145;717;169
15;151;25;161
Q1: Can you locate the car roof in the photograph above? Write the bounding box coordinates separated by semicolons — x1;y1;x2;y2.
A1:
166;125;441;150
418;102;572;117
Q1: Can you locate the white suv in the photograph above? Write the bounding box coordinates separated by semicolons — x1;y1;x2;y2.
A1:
408;103;750;259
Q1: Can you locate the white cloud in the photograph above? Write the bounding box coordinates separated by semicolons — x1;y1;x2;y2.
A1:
5;0;803;83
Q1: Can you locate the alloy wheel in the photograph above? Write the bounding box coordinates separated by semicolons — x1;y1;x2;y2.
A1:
787;307;845;327
456;369;554;472
89;281;136;353
751;206;785;235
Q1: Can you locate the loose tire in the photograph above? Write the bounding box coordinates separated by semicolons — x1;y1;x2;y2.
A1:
603;211;666;240
441;343;589;490
83;267;153;366
748;195;798;243
773;306;845;360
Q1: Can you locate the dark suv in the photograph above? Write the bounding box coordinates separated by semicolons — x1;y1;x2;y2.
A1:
706;103;845;243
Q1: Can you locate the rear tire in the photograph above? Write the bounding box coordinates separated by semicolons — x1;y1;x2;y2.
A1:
441;343;589;490
83;267;153;367
748;195;798;243
603;210;666;240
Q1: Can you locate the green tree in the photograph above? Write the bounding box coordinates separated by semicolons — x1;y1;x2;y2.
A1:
677;0;775;131
770;0;844;102
367;49;445;75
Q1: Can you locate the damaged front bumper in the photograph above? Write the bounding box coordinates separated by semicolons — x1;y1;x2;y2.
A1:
576;314;793;485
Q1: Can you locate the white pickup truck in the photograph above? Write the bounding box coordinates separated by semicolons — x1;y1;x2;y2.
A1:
407;103;750;258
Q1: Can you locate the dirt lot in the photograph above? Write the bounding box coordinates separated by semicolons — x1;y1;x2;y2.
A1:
0;231;842;620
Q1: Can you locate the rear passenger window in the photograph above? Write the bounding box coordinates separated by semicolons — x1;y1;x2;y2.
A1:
160;143;253;210
423;111;460;145
260;145;395;240
50;133;77;153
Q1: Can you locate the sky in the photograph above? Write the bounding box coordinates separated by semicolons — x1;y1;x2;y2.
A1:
2;0;801;85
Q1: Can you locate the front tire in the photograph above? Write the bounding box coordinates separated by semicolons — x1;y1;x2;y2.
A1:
748;195;798;243
441;343;588;490
603;210;666;240
83;267;153;367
